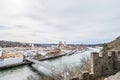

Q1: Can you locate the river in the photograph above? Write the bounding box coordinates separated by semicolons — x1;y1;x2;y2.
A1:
0;47;101;80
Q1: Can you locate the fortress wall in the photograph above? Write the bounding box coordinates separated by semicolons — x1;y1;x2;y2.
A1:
69;50;120;80
114;51;120;70
90;51;114;77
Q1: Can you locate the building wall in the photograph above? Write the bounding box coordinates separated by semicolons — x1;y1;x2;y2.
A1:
0;48;2;56
113;51;120;70
3;53;23;58
90;51;120;77
66;50;120;80
69;50;120;80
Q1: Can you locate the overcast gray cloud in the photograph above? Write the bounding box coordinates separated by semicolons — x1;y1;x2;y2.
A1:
0;0;120;44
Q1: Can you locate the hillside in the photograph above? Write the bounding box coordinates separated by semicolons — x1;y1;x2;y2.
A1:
102;36;120;52
0;40;31;47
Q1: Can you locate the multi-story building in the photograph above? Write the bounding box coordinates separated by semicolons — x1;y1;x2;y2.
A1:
3;53;23;58
0;47;3;57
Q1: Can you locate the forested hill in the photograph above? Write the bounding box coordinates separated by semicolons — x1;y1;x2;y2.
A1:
102;36;120;52
0;40;31;47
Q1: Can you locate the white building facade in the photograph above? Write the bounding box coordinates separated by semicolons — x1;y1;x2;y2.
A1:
0;47;2;56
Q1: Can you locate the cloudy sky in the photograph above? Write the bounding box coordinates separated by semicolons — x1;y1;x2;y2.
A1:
0;0;120;44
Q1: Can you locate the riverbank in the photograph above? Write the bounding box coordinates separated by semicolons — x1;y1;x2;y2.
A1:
0;52;68;70
0;52;72;70
37;50;79;61
0;62;31;70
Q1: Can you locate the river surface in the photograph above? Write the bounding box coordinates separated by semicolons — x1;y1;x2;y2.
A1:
0;65;40;80
0;47;101;80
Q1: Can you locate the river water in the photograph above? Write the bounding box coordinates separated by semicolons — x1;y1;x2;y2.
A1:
0;65;41;80
0;47;101;80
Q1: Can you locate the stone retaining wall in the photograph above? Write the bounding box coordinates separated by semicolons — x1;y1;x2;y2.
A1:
69;50;120;80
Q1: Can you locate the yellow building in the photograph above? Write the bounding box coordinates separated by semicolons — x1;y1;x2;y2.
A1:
3;53;23;58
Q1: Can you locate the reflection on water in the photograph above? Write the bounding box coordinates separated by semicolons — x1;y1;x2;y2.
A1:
0;65;41;80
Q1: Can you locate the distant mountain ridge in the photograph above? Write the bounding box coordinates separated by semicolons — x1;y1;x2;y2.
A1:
0;40;103;48
1;37;120;48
